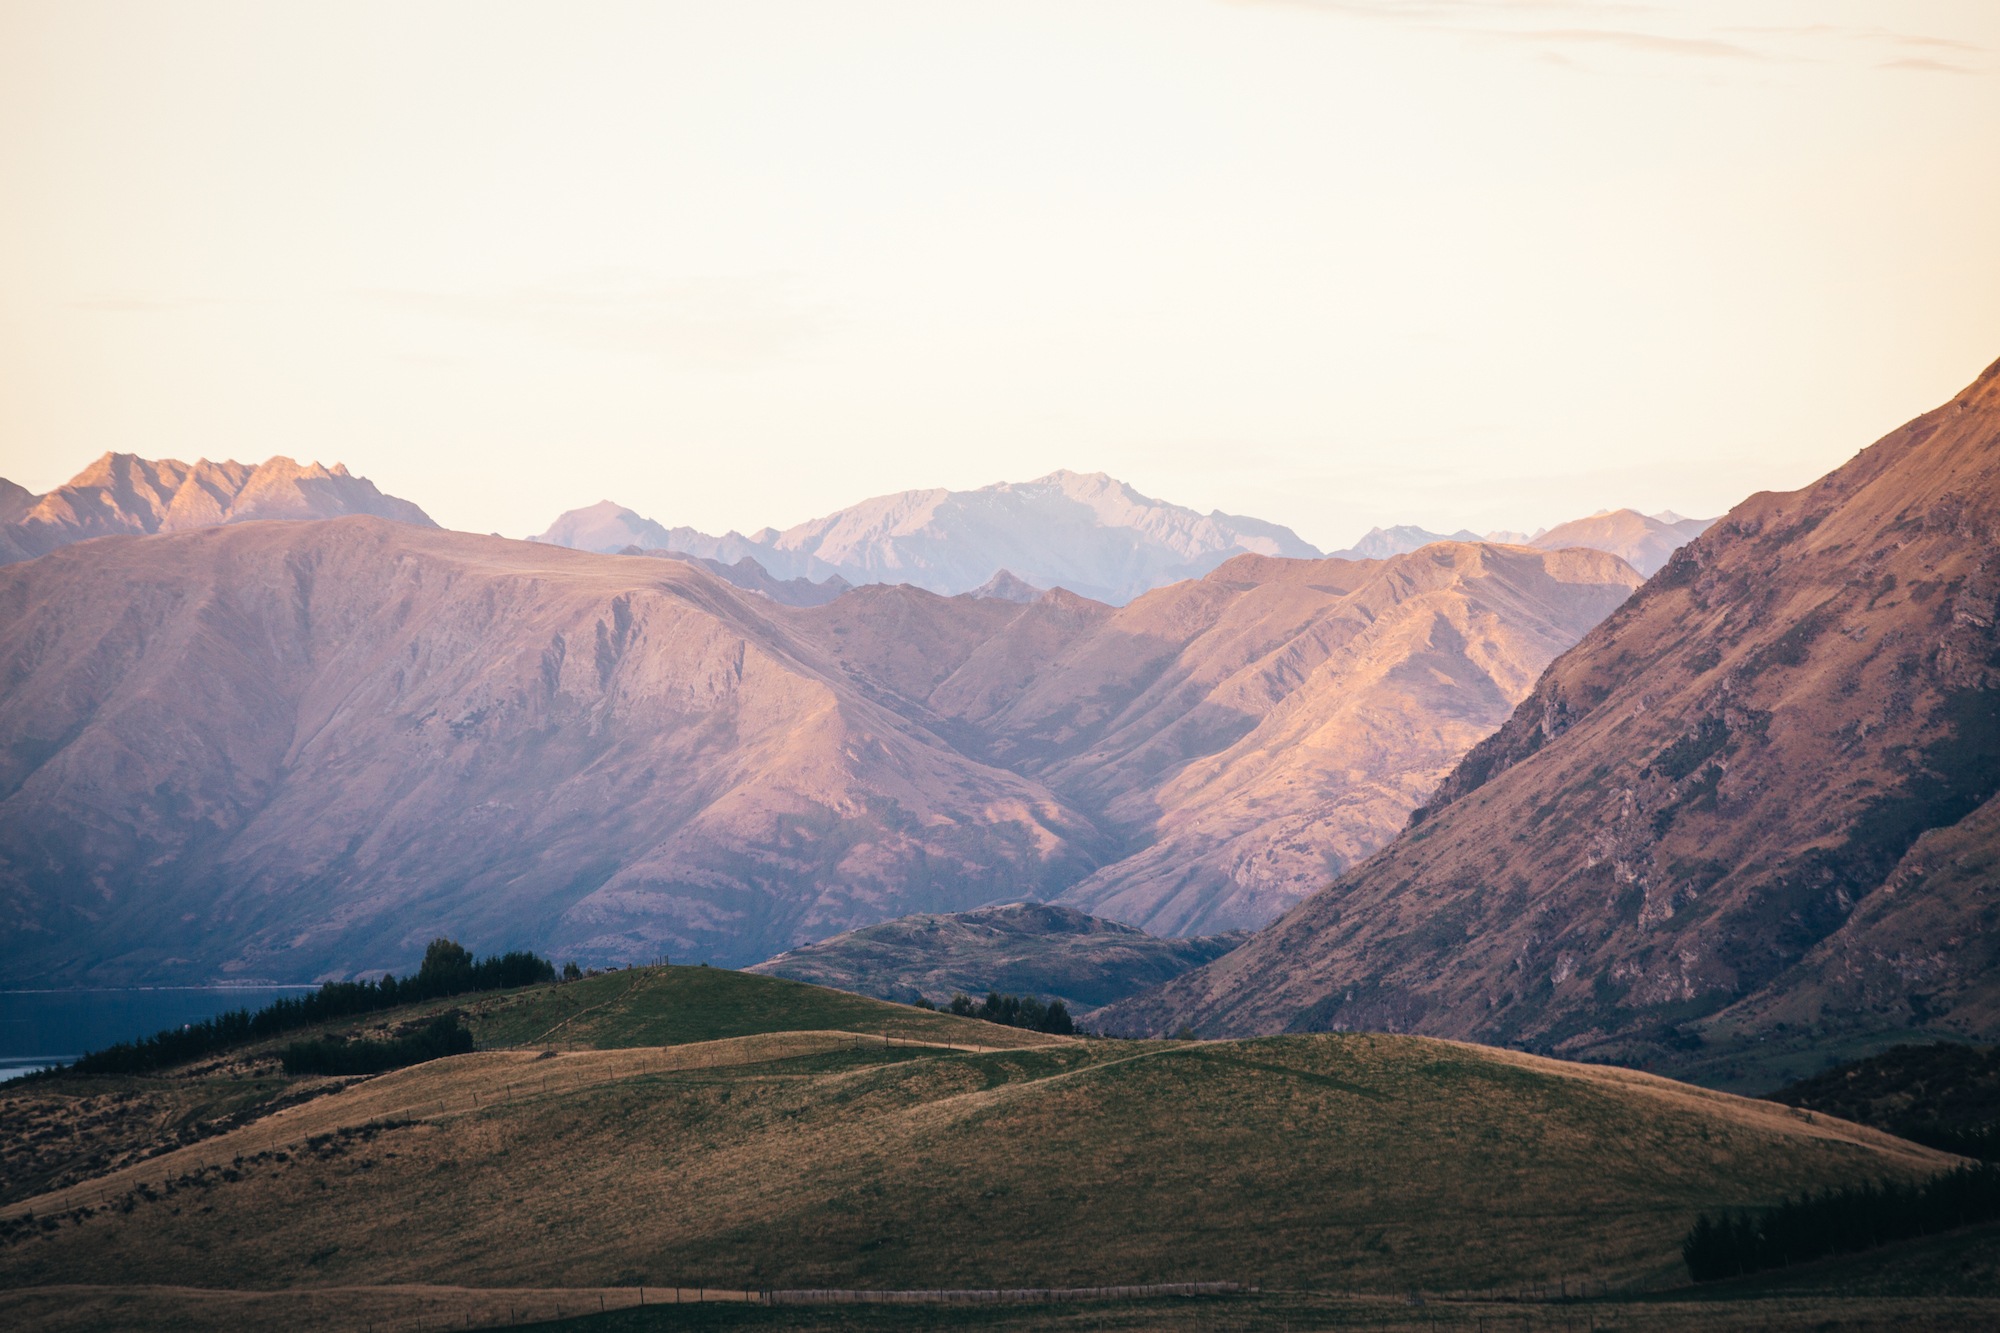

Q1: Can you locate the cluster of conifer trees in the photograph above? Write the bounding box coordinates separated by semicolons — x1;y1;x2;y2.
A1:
923;990;1075;1034
62;939;553;1075
1683;1164;2000;1281
279;1012;475;1076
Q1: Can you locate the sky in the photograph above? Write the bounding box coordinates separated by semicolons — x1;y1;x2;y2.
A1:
1;0;1996;551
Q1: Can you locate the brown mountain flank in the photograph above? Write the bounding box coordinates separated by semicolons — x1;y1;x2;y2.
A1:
0;452;434;565
972;544;1642;933
0;518;1634;982
1102;357;2000;1085
0;521;1098;983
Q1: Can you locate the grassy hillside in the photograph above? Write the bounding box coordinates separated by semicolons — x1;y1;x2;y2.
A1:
457;964;1068;1052
0;966;1984;1330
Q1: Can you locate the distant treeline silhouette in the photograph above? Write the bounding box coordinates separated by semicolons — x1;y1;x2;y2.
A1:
280;1012;474;1076
61;939;553;1076
1683;1164;2000;1281
919;990;1074;1035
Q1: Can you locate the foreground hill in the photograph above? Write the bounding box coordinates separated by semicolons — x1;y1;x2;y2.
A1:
0;966;1955;1333
0;522;1635;979
747;902;1244;1010
1104;357;2000;1083
0;453;433;564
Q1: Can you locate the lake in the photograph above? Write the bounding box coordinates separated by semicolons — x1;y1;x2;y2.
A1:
0;986;318;1081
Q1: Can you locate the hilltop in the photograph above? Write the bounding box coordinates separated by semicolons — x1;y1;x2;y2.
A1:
747;902;1244;1010
1103;356;2000;1085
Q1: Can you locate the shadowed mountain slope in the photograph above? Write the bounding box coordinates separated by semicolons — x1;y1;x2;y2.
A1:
748;902;1244;1010
0;453;433;565
1102;357;2000;1084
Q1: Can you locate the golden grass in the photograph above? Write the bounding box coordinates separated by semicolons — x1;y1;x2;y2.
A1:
0;1031;1954;1304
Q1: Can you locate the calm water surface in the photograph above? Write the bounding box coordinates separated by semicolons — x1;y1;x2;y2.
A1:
0;987;316;1080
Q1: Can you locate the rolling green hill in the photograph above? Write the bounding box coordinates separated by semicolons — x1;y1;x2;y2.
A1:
0;965;1974;1331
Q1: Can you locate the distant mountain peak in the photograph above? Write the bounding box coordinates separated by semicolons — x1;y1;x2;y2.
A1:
970;569;1045;603
0;453;435;566
535;471;1323;604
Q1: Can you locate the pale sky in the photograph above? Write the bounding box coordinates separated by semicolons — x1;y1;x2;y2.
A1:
1;0;1995;550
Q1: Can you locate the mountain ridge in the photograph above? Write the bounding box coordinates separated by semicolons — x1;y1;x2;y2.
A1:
0;522;1636;983
0;453;435;564
535;474;1709;607
1099;355;2000;1085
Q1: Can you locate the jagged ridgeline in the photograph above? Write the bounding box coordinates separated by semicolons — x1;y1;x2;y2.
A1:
57;940;552;1076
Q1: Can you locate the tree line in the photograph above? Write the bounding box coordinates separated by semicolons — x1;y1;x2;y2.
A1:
1683;1163;2000;1281
60;939;553;1076
916;990;1075;1035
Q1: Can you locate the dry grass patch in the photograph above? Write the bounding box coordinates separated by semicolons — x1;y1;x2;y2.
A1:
0;1032;1951;1303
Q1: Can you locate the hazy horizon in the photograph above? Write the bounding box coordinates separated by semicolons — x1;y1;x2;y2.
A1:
3;0;1996;552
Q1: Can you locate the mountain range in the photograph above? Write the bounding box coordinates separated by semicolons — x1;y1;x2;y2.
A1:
0;515;1635;983
1336;510;1710;576
1102;357;2000;1085
0;453;435;565
532;470;1324;604
532;472;1711;603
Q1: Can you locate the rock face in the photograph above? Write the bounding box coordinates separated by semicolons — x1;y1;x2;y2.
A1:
0;519;1635;984
1101;358;2000;1085
1532;509;1715;577
536;470;1324;604
748;901;1244;1011
0;454;434;564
